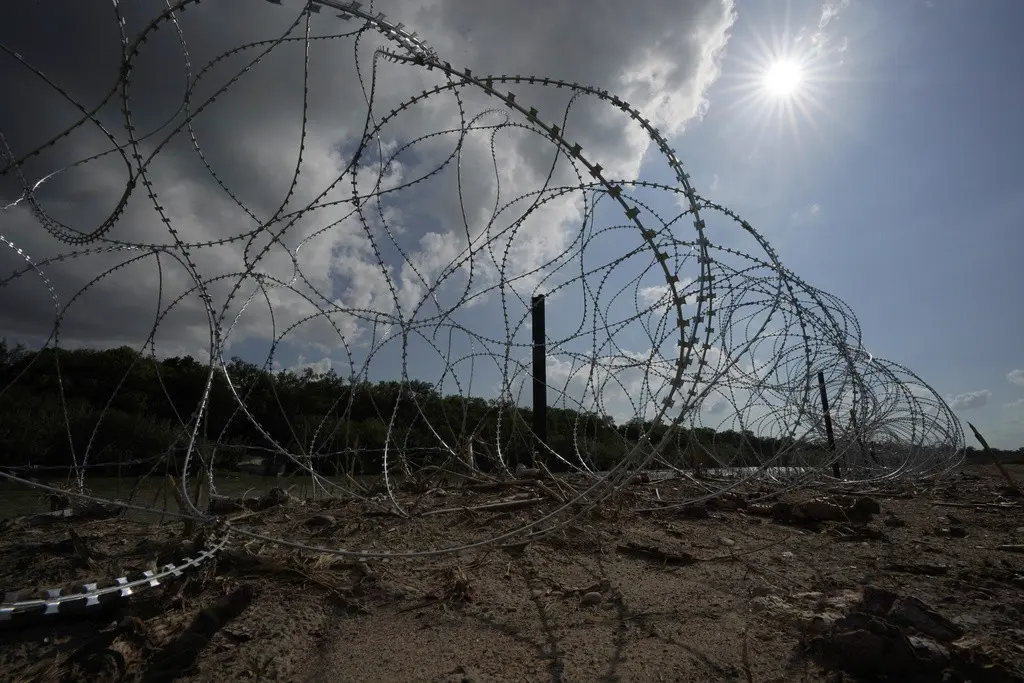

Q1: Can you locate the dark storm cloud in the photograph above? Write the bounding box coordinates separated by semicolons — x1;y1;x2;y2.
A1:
1;0;736;369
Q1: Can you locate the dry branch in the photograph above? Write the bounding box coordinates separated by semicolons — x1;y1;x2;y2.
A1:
968;422;1021;495
616;541;696;566
419;496;547;517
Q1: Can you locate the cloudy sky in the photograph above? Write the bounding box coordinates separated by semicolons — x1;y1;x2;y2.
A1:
1;0;1021;449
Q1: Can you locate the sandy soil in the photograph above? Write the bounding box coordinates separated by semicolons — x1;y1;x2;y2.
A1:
2;464;1023;683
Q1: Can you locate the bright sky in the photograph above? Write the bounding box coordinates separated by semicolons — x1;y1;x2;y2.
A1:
675;0;1024;448
1;0;1020;448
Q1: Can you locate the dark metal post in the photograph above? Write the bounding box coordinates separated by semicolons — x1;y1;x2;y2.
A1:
816;371;840;478
531;295;548;468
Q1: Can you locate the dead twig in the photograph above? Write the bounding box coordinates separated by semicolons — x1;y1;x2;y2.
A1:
698;534;796;562
885;562;949;576
741;621;755;683
616;541;696;566
419;496;546;516
540;461;579;502
931;501;1019;509
68;528;98;569
166;475;195;536
968;422;1021;496
463;478;538;491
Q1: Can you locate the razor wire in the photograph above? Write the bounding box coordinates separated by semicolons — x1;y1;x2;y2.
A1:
0;0;965;562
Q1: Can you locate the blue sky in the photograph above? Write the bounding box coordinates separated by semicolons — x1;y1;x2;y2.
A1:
659;0;1024;448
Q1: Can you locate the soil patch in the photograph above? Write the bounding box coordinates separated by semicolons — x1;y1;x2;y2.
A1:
2;464;1023;682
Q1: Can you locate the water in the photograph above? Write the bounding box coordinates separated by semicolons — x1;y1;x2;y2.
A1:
0;472;352;521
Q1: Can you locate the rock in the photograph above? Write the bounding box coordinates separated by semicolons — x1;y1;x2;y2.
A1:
751;595;787;615
807;588;1018;681
850;496;881;521
780;551;794;560
827;627;892;670
907;635;950;666
750;590;859;634
812;612;927;677
306;514;335;527
719;537;736;547
952;613;983;629
776;496;882;525
949;636;1024;682
580;591;602;606
889;596;963;642
861;585;899;616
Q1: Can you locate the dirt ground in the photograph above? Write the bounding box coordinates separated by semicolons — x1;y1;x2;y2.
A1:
2;464;1023;683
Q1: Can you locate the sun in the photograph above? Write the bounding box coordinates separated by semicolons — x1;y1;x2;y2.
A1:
763;60;803;96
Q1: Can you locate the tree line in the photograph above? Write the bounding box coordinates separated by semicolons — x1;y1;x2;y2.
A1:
1;340;972;477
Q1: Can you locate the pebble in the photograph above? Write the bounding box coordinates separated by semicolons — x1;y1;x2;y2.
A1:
719;537;736;547
581;591;602;606
781;551;794;560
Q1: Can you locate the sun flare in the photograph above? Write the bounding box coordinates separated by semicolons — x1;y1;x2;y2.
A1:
763;60;802;96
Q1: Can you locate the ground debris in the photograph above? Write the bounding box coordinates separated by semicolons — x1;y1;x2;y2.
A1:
143;585;256;681
886;562;951;576
802;585;1024;682
616;540;696;566
3;463;1024;682
746;494;880;528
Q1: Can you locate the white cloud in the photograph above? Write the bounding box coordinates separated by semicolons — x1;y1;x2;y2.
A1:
949;389;991;411
291;355;333;377
1007;369;1024;387
791;202;821;224
810;0;852;56
818;0;851;30
703;394;730;415
1005;398;1024;411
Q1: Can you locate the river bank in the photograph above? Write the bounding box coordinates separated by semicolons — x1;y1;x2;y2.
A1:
2;464;1022;682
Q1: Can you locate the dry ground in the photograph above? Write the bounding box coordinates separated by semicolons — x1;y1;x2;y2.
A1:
1;464;1023;682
